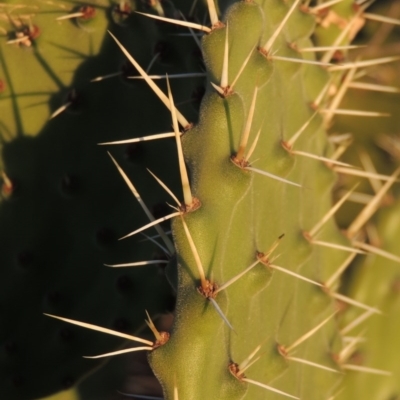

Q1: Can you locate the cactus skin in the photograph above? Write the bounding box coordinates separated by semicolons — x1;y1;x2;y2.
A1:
0;1;108;140
338;201;400;400
146;1;399;399
147;1;350;399
0;1;204;398
1;0;400;399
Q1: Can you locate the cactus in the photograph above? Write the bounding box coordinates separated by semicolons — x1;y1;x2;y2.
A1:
1;0;400;399
0;1;200;398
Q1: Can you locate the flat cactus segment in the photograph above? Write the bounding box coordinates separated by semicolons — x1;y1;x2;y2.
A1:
1;0;398;398
0;0;110;139
309;1;400;399
338;200;400;400
148;1;354;399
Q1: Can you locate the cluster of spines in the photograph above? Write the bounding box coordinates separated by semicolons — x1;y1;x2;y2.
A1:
2;0;400;398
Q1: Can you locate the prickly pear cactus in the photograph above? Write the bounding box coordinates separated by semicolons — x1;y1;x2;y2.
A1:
327;2;400;398
337;200;400;400
147;1;348;398
117;0;399;399
2;0;400;399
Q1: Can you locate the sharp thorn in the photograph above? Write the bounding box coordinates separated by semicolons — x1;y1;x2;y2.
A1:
135;11;211;33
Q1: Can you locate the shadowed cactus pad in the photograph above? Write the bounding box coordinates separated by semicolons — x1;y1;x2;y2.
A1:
0;0;205;398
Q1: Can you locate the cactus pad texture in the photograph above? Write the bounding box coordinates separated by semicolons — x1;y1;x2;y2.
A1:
1;0;400;399
146;1;348;398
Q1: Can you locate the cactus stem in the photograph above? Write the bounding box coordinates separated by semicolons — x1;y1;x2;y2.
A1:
104;260;169;268
108;152;175;253
325;252;358;289
286;356;339;373
43;314;154;345
120;211;181;240
329;56;400;72
353;241;400;263
289;150;352;167
147;169;182;208
98;132;176;146
329;292;381;314
84;346;154;359
50;102;71;119
347;166;400;237
310;239;366;254
319;109;390;117
236;87;258;161
245;166;302;187
341;364;392;376
206;0;219;27
240;378;299;399
285;111;318;148
340;309;375;335
308;183;359;238
166;76;193;209
283;312;337;354
214;259;259;295
220;24;229;90
262;0;301;54
108;31;190;128
135;12;212;33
